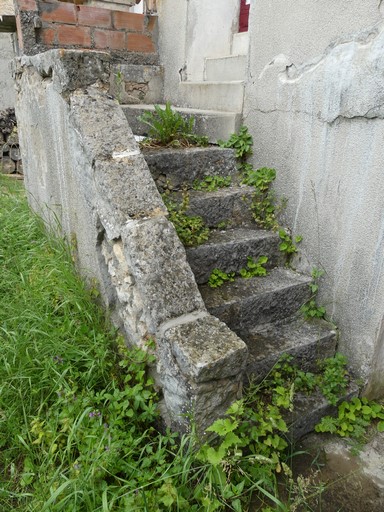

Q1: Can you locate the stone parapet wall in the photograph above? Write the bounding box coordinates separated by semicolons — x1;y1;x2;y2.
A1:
14;49;247;431
14;0;157;58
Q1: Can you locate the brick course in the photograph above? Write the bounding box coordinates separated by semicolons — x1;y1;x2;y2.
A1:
14;0;157;56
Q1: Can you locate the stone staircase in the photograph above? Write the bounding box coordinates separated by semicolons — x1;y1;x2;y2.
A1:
140;145;338;391
112;62;358;436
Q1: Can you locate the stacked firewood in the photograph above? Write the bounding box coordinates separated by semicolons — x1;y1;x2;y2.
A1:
0;108;23;176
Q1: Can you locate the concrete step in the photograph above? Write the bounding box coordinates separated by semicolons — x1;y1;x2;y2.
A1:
205;55;247;82
232;32;249;55
187;227;282;284
244;315;337;382
199;267;312;336
181;185;255;228
141;146;238;191
179;81;245;112
121;104;241;142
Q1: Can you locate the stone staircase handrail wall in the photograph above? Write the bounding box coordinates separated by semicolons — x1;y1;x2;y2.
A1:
14;49;248;431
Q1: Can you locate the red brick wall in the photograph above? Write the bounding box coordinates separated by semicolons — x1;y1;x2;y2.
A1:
14;0;157;56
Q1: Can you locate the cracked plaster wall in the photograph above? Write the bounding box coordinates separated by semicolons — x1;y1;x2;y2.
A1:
244;0;384;395
157;0;238;102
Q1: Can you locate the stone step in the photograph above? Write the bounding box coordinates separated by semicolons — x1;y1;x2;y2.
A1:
186;227;282;284
179;185;255;228
243;315;337;382
232;32;249;55
179;81;245;112
287;383;359;441
199;267;312;336
121;104;241;142
141;146;238;191
204;55;247;82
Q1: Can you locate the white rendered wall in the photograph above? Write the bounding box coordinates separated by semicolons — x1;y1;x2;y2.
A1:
244;0;384;396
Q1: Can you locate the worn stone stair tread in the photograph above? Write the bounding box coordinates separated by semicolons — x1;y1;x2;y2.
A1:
243;315;337;381
122;104;241;142
199;267;312;334
187;226;282;284
287;383;360;441
185;185;255;228
141;146;238;191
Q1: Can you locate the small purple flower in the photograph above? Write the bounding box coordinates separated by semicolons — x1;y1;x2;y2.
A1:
53;355;64;364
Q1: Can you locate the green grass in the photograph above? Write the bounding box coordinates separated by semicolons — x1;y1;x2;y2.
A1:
0;176;326;511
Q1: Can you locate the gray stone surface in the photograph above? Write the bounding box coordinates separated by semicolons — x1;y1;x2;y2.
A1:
184;185;255;228
122;216;205;333
158;314;247;431
15;51;249;431
0;33;16;110
160;315;247;383
187;227;282;284
110;64;164;104
287;383;359;441
244;315;337;381
200;267;311;336
142;146;238;191
16;50;111;94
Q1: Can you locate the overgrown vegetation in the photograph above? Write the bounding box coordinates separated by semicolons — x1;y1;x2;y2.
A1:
162;191;209;247
218;125;253;161
139;102;209;147
2;176;378;512
192;175;232;192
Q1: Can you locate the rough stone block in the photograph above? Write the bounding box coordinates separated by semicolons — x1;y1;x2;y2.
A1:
160;315;248;383
245;315;337;381
162;374;243;432
121;217;205;332
93;153;165;231
200;267;312;335
142;146;238;191
185;185;255;228
187;227;282;284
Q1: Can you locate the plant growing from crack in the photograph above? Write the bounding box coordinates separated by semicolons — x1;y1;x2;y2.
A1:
300;268;326;319
139;102;209;147
162;191;209;247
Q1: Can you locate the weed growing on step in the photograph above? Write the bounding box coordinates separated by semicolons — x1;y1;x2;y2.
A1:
163;191;209;247
239;255;269;278
192;174;232;192
316;397;384;440
218;125;253;162
139;102;209;147
208;255;269;287
301;268;327;319
279;229;302;265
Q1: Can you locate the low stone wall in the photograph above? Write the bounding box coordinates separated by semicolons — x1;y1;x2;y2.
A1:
14;49;248;431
